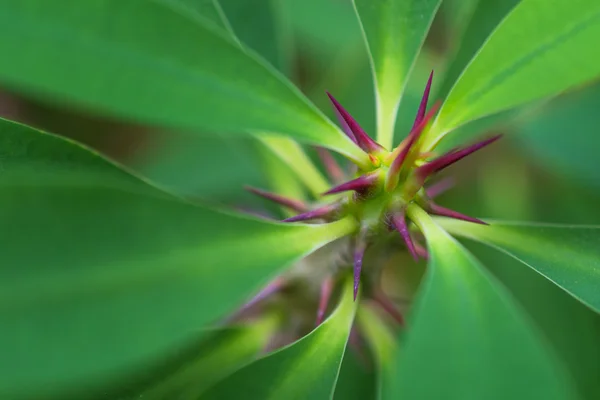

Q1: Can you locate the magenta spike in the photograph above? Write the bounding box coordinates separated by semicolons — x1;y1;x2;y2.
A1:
283;204;338;223
245;186;307;213
425;177;455;199
387;102;441;185
428;203;487;225
391;210;419;261
316;276;334;326
353;228;368;301
316;147;345;183
326;92;383;153
417;135;502;180
238;277;284;315
326;93;357;143
411;70;434;130
323;172;379;196
374;291;405;326
414;242;429;260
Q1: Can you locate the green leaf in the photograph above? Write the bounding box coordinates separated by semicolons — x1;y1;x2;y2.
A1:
201;277;358;400
438;219;600;314
386;205;577;399
0;0;365;162
437;0;520;100
0;118;357;399
164;0;228;30
426;0;600;150
333;349;377;400
137;316;278;399
515;83;600;190
353;0;442;148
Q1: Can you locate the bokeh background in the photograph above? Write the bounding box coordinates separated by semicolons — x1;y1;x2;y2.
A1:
1;0;599;396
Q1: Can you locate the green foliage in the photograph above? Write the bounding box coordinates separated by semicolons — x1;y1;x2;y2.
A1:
426;0;600;149
0;0;599;399
353;0;442;148
441;219;600;313
201;278;357;399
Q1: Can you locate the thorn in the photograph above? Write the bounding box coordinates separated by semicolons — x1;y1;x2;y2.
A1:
283;204;338;223
385;102;441;192
417;135;502;181
427;203;487;225
374;290;405;326
245;186;307;213
414;242;429;260
326;91;357;144
326;92;384;153
323;172;380;196
353;227;369;301
411;70;434;130
425;177;455;199
316;276;334;326
391;210;419;261
315;147;345;183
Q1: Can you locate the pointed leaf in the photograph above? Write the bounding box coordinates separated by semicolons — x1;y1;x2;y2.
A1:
165;0;229;30
426;0;600;149
0;0;364;161
0;118;357;399
384;206;578;399
137;317;277;399
333;349;377;400
200;277;358;399
439;219;600;313
353;0;442;148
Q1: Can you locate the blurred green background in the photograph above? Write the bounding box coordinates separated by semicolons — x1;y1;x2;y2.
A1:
1;1;599;397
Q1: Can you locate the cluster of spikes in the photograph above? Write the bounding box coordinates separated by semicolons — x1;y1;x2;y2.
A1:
245;70;500;320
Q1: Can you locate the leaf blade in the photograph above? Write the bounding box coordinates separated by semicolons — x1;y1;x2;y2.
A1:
384;206;577;399
353;0;441;148
439;219;600;314
426;0;600;149
201;277;358;400
0;0;364;161
0;118;357;399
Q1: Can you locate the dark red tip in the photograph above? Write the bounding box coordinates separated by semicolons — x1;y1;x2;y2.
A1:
316;276;334;326
245;186;307;213
323;172;380;196
391;210;418;261
412;70;434;130
417;134;502;180
414;242;429;260
326;92;384;153
283;204;338;223
388;101;441;186
427;203;487;225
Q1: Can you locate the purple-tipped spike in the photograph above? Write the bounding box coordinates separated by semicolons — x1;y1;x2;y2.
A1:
316;147;345;183
391;210;419;261
412;70;434;130
323;172;380;196
374;291;405;326
353;228;369;300
387;102;441;191
428;203;487;225
425;177;455;199
316;276;334;326
326;94;357;144
417;135;502;181
245;186;307;213
283;204;338;223
326;92;384;153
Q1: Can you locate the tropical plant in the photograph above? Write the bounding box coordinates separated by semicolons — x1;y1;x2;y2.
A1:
0;0;599;399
